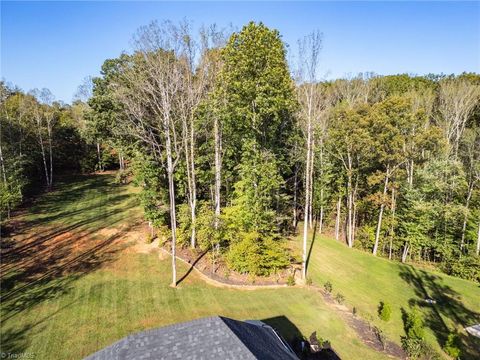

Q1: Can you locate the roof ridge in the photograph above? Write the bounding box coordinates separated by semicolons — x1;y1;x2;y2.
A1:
218;316;257;359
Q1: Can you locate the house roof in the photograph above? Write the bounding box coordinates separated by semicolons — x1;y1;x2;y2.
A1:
85;316;299;359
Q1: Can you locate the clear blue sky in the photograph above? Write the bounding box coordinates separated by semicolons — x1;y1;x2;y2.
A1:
1;1;479;103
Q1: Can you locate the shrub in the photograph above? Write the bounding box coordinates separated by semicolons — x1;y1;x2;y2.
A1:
355;225;375;251
145;232;155;244
401;337;442;360
421;343;443;360
335;293;345;304
405;307;425;340
443;255;480;283
306;277;313;286
323;281;333;294
443;332;461;359
226;232;290;276
378;301;392;322
287;274;295;286
401;337;424;359
114;169;130;184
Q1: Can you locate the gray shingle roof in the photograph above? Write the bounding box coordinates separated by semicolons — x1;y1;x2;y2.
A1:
84;316;299;360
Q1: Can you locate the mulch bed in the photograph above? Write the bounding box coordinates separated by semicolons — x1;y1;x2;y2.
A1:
161;242;297;286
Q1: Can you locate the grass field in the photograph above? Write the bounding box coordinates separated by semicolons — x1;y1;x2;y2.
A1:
1;174;384;360
1;173;479;359
299;224;480;358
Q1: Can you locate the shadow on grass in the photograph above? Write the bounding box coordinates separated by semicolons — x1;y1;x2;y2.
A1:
176;250;209;286
305;217;319;278
399;266;480;359
261;315;341;360
0;325;32;355
0;173;139;325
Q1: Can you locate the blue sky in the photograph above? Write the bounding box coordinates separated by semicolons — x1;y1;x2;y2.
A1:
1;1;479;103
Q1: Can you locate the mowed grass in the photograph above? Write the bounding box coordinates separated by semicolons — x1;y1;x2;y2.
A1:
299;227;480;359
1;173;384;360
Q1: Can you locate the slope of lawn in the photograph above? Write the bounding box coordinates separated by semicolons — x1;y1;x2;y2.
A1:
1;173;383;360
298;227;480;359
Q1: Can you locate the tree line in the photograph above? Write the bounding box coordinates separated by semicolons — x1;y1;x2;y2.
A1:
1;21;479;285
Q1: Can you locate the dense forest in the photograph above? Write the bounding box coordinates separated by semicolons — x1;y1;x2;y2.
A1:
2;21;479;286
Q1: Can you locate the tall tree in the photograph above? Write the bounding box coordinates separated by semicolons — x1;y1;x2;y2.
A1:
113;21;187;286
296;30;325;279
436;78;480;158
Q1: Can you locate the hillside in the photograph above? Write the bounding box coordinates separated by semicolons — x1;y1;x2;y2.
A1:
0;174;383;359
297;226;480;358
2;173;479;359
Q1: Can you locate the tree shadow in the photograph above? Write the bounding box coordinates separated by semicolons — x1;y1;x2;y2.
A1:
176;249;209;286
305;218;319;277
399;265;480;359
261;315;341;360
1;173;139;325
0;325;32;355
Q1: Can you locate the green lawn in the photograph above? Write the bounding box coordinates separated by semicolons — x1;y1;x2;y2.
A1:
299;225;480;359
1;174;384;360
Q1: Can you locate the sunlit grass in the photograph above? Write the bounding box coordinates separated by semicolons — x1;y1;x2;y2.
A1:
0;174;382;360
297;225;480;358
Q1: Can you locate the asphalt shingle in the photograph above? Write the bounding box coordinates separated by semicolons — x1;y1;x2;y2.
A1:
84;316;298;360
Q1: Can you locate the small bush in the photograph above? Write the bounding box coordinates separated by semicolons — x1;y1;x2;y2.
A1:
223;269;230;279
114;169;130;184
306;277;313;286
323;281;333;294
226;232;290;276
421;342;443;360
405;307;425;340
401;337;442;360
352;307;357;316
378;301;392;322
145;233;155;244
401;337;424;359
287;274;296;286
443;332;461;359
335;293;345;304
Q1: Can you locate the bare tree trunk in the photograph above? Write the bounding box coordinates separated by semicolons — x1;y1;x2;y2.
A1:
96;142;102;172
318;143;324;234
302;117;312;280
401;242;410;263
335;196;341;240
476;219;480;256
164;116;177;287
183;115;197;248
39;130;50;188
0;144;10;219
319;188;324;234
373;168;390;256
47;124;53;189
346;170;353;248
118;152;125;171
388;187;396;260
409;159;414;186
308;139;315;229
352;179;358;244
460;183;473;251
214;115;221;230
293;164;298;230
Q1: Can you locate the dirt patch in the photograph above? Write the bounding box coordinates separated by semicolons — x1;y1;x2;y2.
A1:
0;219;144;299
